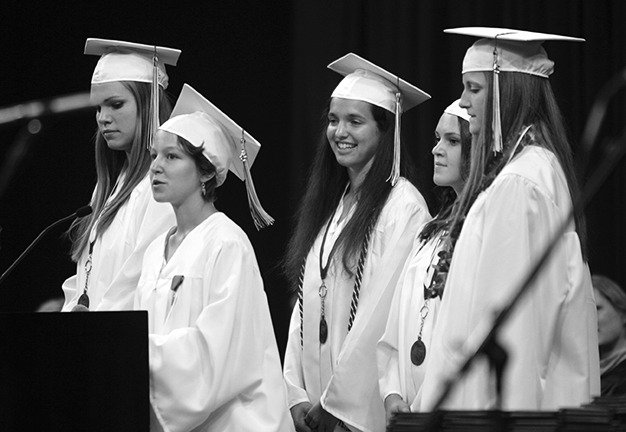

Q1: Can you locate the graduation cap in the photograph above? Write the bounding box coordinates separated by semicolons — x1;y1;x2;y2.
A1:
159;84;273;230
443;99;471;123
444;27;584;153
327;53;431;186
85;38;182;149
85;38;180;88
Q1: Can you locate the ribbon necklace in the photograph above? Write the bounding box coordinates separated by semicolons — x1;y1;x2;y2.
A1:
410;235;444;366
317;203;343;344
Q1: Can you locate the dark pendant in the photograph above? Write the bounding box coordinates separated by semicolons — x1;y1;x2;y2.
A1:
77;293;90;308
410;339;426;366
319;317;328;344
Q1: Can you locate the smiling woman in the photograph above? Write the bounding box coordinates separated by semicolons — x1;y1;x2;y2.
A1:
283;53;431;432
326;98;382;186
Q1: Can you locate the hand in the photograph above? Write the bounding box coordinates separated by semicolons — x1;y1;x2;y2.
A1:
384;393;410;426
307;401;341;432
290;401;313;432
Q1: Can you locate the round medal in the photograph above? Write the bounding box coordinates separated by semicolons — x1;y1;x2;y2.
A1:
410;339;426;366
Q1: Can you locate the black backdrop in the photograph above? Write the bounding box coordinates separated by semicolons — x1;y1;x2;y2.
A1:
0;0;624;358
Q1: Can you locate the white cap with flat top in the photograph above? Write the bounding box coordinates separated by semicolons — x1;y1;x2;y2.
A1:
159;84;273;229
327;53;431;185
445;27;584;153
328;53;430;113
445;27;584;78
85;38;181;89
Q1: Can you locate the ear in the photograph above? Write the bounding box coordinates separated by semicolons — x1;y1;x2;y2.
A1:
200;172;216;184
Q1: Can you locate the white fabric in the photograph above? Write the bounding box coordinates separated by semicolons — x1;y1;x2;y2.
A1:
135;212;294;432
377;233;444;410
91;51;170;88
462;38;554;78
160;112;233;186
331;70;399;114
443;99;470;122
419;145;601;411
283;178;431;432
62;176;175;311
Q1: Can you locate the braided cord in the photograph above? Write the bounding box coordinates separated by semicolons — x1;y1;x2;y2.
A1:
348;223;375;332
297;260;306;347
298;221;375;347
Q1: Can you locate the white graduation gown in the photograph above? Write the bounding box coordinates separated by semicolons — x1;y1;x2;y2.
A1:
135;212;294;432
283;178;431;432
62;176;175;311
419;145;601;411
377;233;443;411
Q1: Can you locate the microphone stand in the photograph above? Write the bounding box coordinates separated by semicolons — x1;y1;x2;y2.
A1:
424;69;626;430
0;211;84;287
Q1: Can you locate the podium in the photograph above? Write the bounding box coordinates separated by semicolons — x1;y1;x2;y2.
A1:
0;311;149;431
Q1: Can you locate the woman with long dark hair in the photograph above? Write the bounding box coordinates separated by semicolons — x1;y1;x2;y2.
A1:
283;53;431;432
420;28;600;411
62;39;178;311
378;100;471;424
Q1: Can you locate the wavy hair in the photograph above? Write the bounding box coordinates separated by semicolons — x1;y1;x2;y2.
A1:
68;82;172;261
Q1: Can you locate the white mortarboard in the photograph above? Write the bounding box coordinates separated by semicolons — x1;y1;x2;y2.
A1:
85;38;181;88
444;27;584;152
159;84;273;230
85;38;181;149
327;53;431;186
443;99;471;123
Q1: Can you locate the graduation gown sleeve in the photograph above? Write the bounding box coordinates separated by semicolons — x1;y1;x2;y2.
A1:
144;222;292;432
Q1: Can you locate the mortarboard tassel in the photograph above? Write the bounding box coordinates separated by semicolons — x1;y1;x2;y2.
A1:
491;39;503;154
387;86;402;186
147;46;160;149
239;130;274;230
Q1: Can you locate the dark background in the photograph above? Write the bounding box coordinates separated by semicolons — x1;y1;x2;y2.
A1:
0;0;624;358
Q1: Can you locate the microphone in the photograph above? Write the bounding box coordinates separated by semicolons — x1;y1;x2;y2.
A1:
0;206;93;287
0;92;94;127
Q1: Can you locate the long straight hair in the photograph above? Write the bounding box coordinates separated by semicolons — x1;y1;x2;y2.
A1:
284;101;417;286
448;71;587;258
68;82;172;261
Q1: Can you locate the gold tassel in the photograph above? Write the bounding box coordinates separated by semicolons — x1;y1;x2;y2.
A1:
491;42;503;154
240;130;274;230
387;89;402;186
147;46;160;149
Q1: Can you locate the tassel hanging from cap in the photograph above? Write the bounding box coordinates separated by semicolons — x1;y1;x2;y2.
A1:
491;41;503;154
386;87;402;186
147;46;160;150
239;130;274;230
